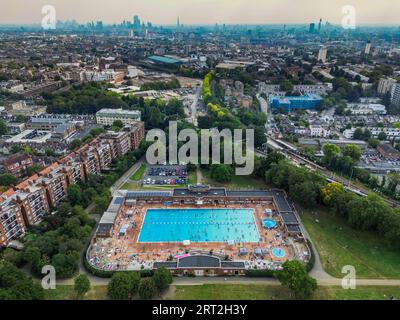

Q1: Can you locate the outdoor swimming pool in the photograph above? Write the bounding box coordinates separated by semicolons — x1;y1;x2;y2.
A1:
138;208;260;243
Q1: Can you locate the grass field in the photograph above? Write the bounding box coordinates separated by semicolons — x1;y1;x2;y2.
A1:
187;170;197;185
298;205;400;279
121;182;142;190
44;285;108;300
44;283;400;300
169;284;400;300
130;164;146;181
201;169;267;190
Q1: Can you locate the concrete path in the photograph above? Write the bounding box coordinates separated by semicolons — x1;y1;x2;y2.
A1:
196;165;203;184
110;157;144;193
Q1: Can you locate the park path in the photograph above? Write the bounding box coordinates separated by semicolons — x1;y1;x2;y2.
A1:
196;165;203;184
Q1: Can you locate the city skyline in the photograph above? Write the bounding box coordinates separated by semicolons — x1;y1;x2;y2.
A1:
1;0;400;26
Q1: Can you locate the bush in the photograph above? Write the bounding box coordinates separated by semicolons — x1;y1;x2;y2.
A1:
305;239;316;272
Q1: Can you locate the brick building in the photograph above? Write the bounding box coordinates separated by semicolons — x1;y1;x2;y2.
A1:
0;121;145;247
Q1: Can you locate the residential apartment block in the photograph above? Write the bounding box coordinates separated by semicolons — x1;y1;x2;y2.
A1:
96;108;141;126
0;122;145;247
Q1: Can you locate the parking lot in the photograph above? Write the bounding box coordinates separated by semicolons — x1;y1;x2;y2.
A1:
142;164;188;186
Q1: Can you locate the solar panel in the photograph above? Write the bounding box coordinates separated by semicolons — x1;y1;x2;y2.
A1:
113;197;124;205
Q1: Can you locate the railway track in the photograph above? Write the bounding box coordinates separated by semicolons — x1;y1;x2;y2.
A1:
263;137;400;208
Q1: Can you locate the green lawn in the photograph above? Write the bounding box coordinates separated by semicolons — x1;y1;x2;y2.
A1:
130;164;146;181
201;169;267;190
121;182;142;190
169;284;400;300
44;285;108;300
169;284;289;300
298;205;400;279
187;170;197;185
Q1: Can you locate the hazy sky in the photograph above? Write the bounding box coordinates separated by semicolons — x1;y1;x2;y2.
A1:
0;0;399;25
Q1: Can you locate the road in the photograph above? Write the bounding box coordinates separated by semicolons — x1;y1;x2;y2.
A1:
187;84;202;126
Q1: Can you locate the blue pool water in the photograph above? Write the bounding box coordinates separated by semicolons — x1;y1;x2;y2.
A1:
262;219;277;229
272;247;286;258
138;208;260;243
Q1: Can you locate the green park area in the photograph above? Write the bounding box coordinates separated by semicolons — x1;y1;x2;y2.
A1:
298;206;400;279
169;284;400;300
201;168;267;190
44;285;109;300
45;284;400;300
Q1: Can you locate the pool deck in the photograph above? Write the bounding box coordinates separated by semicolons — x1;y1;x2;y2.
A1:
87;203;308;271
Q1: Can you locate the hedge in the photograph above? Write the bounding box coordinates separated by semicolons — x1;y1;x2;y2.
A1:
305;239;316;273
245;269;275;277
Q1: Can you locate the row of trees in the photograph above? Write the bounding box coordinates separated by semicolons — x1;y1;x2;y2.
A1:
46;82;126;114
263;152;400;249
107;267;172;300
1;140;150;281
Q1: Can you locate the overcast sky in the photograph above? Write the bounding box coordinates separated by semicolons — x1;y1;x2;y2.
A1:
0;0;398;25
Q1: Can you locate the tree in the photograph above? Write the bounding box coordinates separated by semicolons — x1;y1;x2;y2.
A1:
0;173;17;187
322;144;340;167
22;245;41;267
107;272;141;300
0;119;7;135
153;267;173;291
321;182;345;206
112;120;124;129
74;274;90;298
253;126;267;148
16;114;26;123
138;277;158;300
343;144;361;162
1;248;23;267
26;164;42;176
0;260;44;300
210;164;233;183
67;184;82;206
51;252;80;279
378;131;387;141
367;138;380;148
275;260;317;299
280;80;294;93
69;139;82;151
353;128;364;140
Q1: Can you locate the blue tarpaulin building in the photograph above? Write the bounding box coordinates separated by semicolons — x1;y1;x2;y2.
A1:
269;93;323;112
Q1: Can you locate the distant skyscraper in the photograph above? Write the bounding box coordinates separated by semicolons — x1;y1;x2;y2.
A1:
317;47;328;63
133;15;140;30
309;23;316;33
365;40;372;55
318;19;322;32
